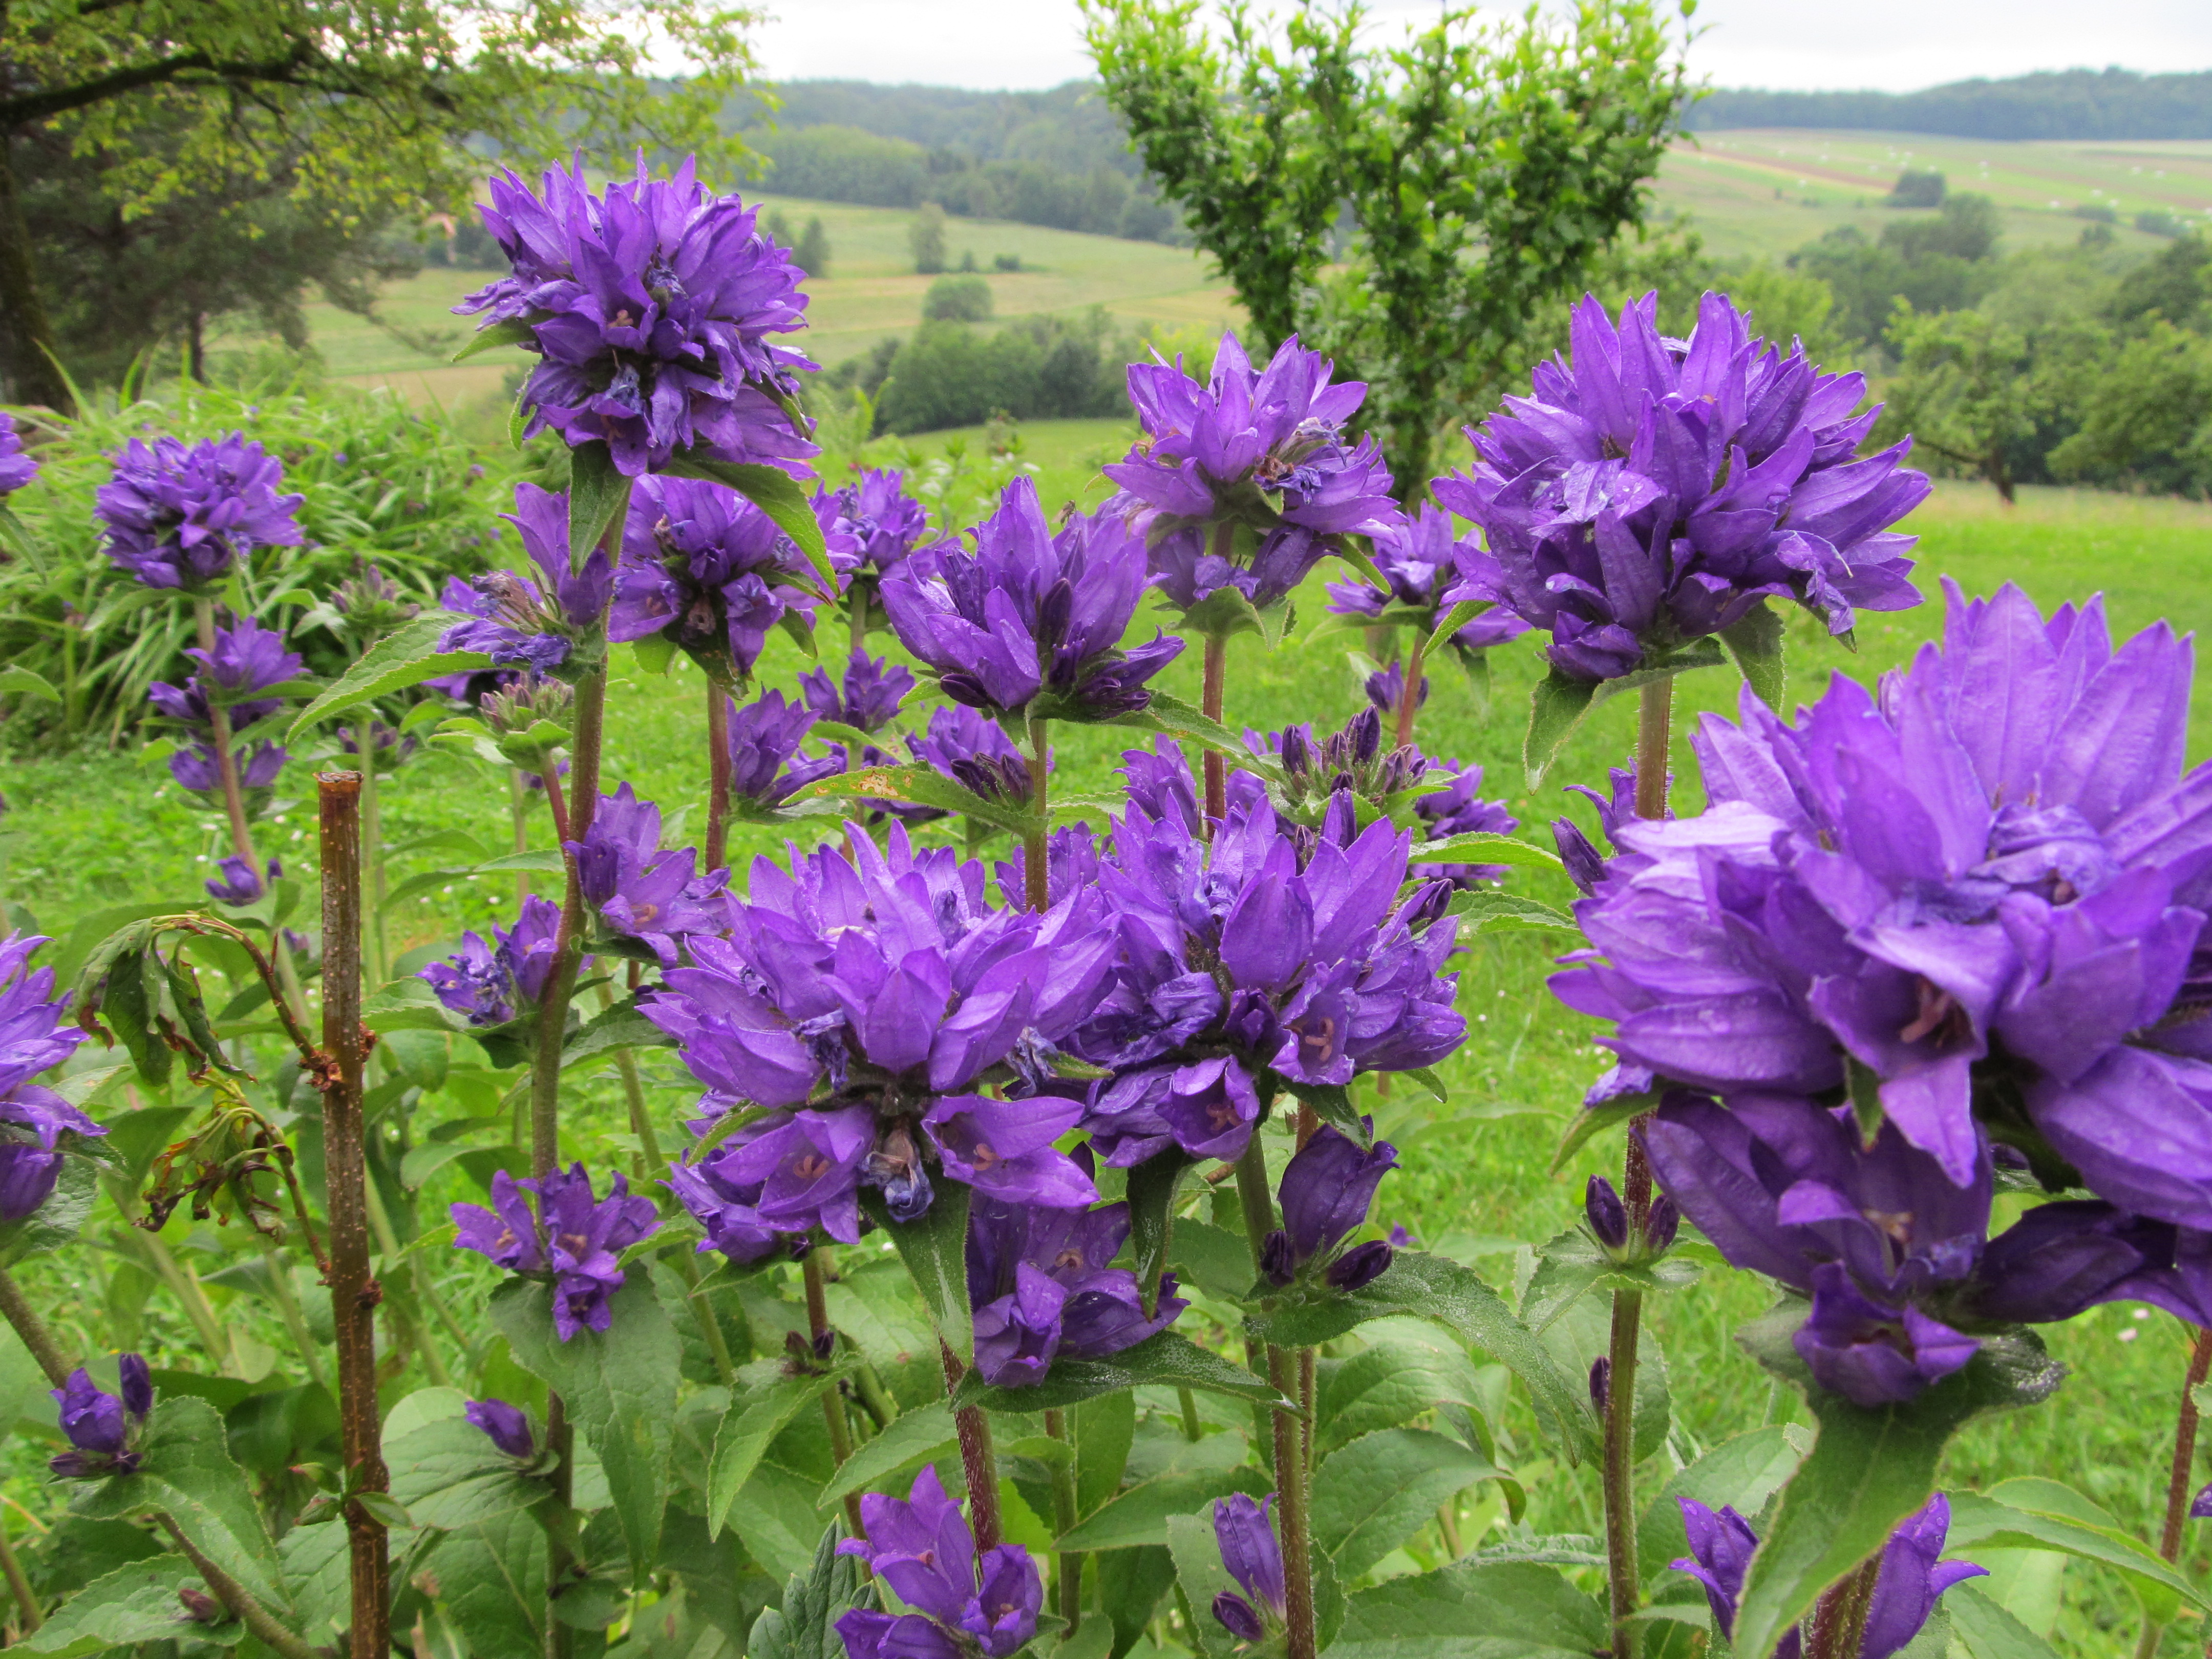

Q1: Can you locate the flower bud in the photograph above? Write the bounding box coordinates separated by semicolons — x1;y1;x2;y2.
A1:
1585;1175;1629;1252
1588;1355;1610;1410
1645;1194;1681;1254
1326;1239;1392;1292
1213;1591;1265;1642
1259;1228;1295;1288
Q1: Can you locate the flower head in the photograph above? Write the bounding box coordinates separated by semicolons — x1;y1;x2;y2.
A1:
726;689;844;810
835;1467;1043;1659
465;1398;535;1459
49;1356;152;1477
1324;503;1529;652
565;784;728;966
1438;290;1929;682
611;474;818;682
456;155;817;477
205;856;281;906
98;435;303;592
1413;760;1520;887
1262;1122;1399;1290
420;895;567;1028
1250;707;1429;833
0;413;38;496
451;1165;659;1339
820;469;930;576
882;479;1182;718
0;934;97;1148
439;484;616;674
906;704;1040;814
148;615;305;737
170;740;286;800
965;1196;1187;1386
801;651;914;734
1109;333;1399;614
1210;1494;1286;1640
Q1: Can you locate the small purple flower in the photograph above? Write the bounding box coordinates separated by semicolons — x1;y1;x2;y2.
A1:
565;783;728;966
0;1143;62;1223
419;895;567;1027
98;434;304;592
49;1357;152;1478
148;615;305;738
1250;707;1429;834
965;1197;1186;1387
1109;333;1400;615
1363;656;1427;715
1261;1121;1399;1290
455;156;817;478
611;474;818;682
835;1467;1043;1659
820;470;930;577
725;689;844;810
800;651;914;734
1413;760;1520;887
451;1165;659;1340
1210;1493;1286;1639
0;413;38;496
439;484;616;673
1323;503;1529;654
907;703;1040;812
465;1398;535;1459
882;479;1182;719
171;740;286;797
0;934;98;1149
204;856;281;905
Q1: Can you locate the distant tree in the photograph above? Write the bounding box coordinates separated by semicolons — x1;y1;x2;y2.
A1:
794;216;832;278
958;248;980;272
911;202;948;274
1888;169;1947;208
993;253;1023;272
1790;196;2004;346
923;274;993;323
2048;321;2212;495
1084;0;1692;492
765;208;795;244
1885;194;2001;262
2138;209;2184;239
2111;233;2212;329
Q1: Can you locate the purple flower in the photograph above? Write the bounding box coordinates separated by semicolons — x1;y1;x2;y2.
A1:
451;1165;659;1340
725;689;844;810
907;703;1040;811
882;479;1182;718
0;413;37;496
465;1398;535;1459
204;856;280;905
337;721;418;773
1261;1121;1398;1290
1108;333;1400;614
994;825;1103;914
1674;1493;1984;1658
1554;582;2212;1223
1363;656;1427;715
819;470;930;576
439;484;617;672
800;651;914;734
1323;503;1529;653
419;895;568;1028
965;1196;1187;1387
564;784;728;966
644;823;1117;1233
1210;1494;1286;1639
1250;707;1428;834
667;1133;814;1266
456;155;817;478
148;615;305;738
611;474;818;681
0;1143;62;1223
1413;760;1520;887
1437;290;1928;683
1072;752;1463;1166
836;1467;1043;1659
49;1357;152;1478
97;434;304;592
0;934;97;1148
171;740;287;798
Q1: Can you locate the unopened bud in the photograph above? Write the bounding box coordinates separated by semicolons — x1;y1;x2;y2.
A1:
1327;1240;1392;1292
1588;1355;1610;1410
1645;1194;1680;1254
1585;1175;1629;1252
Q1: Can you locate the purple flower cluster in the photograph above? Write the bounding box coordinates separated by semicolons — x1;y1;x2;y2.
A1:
1414;759;1520;887
438;485;617;676
205;856;281;906
1109;333;1399;614
818;470;930;581
0;934;99;1148
1069;748;1464;1167
835;1467;1044;1659
566;784;728;966
965;1196;1187;1387
1675;1493;1982;1659
1437;291;1928;682
0;413;37;496
50;1356;152;1478
882;478;1182;719
611;474;819;683
800;650;914;736
452;1165;660;1339
647;824;1115;1239
1324;503;1530;653
1210;1494;1286;1641
726;689;843;811
907;704;1043;813
169;739;286;804
1260;1122;1399;1292
1252;708;1427;831
456;156;816;477
148;615;303;742
420;895;567;1028
97;434;303;592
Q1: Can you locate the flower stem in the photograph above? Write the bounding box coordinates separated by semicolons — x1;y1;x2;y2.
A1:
1025;711;1051;911
510;769;534;908
804;1249;866;1538
1044;1407;1082;1632
314;771;392;1659
191;597;261;868
2157;1322;2211;1562
1267;1343;1318;1659
705;684;732;873
1177;1387;1203;1443
527;663;607;1178
1393;627;1428;751
1201;634;1228;829
850;585;870;655
1633;676;1672;822
157;1516;318;1659
942;1338;1004;1551
351;720;389;991
1804;1555;1882;1659
0;1266;68;1386
543;1392;575;1659
0;1517;40;1633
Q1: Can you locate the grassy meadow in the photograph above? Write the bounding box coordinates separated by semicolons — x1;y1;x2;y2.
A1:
7;415;2212;1648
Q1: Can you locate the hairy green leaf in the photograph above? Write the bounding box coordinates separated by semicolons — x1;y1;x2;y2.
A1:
287;613;490;741
1311;1427;1505;1577
862;1182;973;1360
1057;1467;1270;1552
955;1330;1296;1414
1328;1560;1609;1658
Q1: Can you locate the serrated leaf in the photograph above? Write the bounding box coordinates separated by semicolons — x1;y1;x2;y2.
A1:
1522;642;1728;790
1127;1148;1197;1318
862;1182;973;1361
707;1366;841;1538
1519;1229;1702;1333
15;1554;207;1656
452;317;538;363
1408;832;1564;871
1055;1467;1270;1552
1947;1479;2207;1618
954;1330;1295;1414
1328;1560;1609;1658
1165;1511;1242;1659
1720;601;1788;709
662;454;836;597
794;765;1042;840
287;614;490;741
1549;1093;1655;1175
1318;1324;1494;1454
747;1519;873;1659
817;1402;956;1508
1636;1424;1806;1585
565;440;633;568
1311;1427;1505;1577
1450;890;1579;935
386;1417;545;1530
1075;1390;1137;1519
1104;690;1282;781
1945;1582;2062;1659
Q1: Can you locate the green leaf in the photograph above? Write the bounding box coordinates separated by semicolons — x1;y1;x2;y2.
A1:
817;1401;956;1508
1636;1424;1806;1584
955;1330;1296;1415
862;1182;973;1359
1317;1323;1496;1454
1075;1390;1137;1518
1945;1582;2063;1659
1164;1511;1242;1659
0;664;59;702
1127;1149;1198;1317
424;1506;545;1659
1163;1218;1256;1305
1249;1251;1595;1463
1448;890;1579;935
287;613;490;741
487;1275;680;1585
451;317;538;362
1058;1467;1270;1553
1105;689;1281;780
1311;1427;1505;1578
1549;1093;1655;1175
747;1518;873;1659
385;1417;545;1531
1946;1478;2208;1618
662;454;837;598
1270;1075;1367;1141
1424;599;1483;657
16;1554;209;1656
1720;601;1788;709
1408;832;1563;871
565;440;634;566
1731;1325;2065;1659
562;1003;670;1069
793;765;1042;840
1328;1560;1610;1658
1518;1229;1702;1333
707;1367;839;1539
72;1395;289;1611
1522;642;1728;790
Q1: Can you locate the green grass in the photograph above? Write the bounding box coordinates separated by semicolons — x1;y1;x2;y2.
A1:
8;463;2212;1648
1657;129;2212;264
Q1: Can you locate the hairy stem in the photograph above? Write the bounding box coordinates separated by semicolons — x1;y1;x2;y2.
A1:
1025;711;1051;911
527;664;608;1178
1393;627;1427;751
1603;1289;1645;1659
2158;1323;2212;1562
1201;634;1227;829
1267;1344;1317;1659
805;1250;866;1538
543;1392;575;1659
943;1339;1004;1551
1045;1408;1082;1633
1178;1387;1202;1443
0;1267;69;1386
157;1517;317;1659
705;685;732;873
1804;1555;1882;1659
0;1518;39;1633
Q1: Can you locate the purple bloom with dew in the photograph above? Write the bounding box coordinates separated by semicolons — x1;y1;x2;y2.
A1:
1070;747;1463;1166
1554;581;2212;1226
834;1466;1044;1659
439;484;617;675
1210;1493;1287;1641
612;474;819;683
0;413;37;496
725;689;844;811
1674;1493;1983;1658
456;155;817;478
148;614;304;738
419;894;569;1028
644;823;1117;1237
1260;1120;1399;1291
49;1356;152;1478
1323;502;1529;652
1108;332;1400;615
170;739;286;798
205;856;281;906
882;478;1182;719
1437;290;1929;683
965;1195;1187;1387
465;1399;535;1459
0;934;98;1148
97;434;303;593
800;650;913;735
451;1165;660;1339
565;783;728;966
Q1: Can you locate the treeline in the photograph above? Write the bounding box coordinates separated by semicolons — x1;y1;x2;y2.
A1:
815;299;1139;435
1686;67;2212;140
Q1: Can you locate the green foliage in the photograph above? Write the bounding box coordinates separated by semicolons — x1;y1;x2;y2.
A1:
923;274;995;323
911;202;949;275
1789;194;2006;346
1889;169;1948;208
866;312;1134;435
793;217;833;279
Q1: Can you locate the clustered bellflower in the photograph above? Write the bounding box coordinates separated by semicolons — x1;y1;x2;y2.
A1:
1261;1121;1400;1292
611;475;819;683
0;933;100;1148
725;689;843;811
1324;503;1530;653
50;1355;153;1478
1415;759;1521;888
1675;1493;1983;1659
1437;291;1929;683
906;705;1043;812
205;856;282;906
882;478;1182;719
171;739;286;809
834;1467;1044;1659
1108;333;1399;614
566;783;729;966
800;650;914;736
647;823;1114;1241
820;470;930;580
420;895;568;1028
97;434;303;592
0;412;37;496
457;155;816;477
465;1398;535;1459
1209;1494;1287;1641
452;1165;660;1339
1069;747;1464;1166
148;614;303;742
965;1195;1187;1387
439;484;617;676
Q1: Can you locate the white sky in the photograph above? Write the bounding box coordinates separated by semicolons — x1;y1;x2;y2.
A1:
749;0;2212;95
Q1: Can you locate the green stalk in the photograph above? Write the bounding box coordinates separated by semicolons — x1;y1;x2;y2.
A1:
805;1249;867;1538
704;685;732;874
1233;1138;1316;1659
1044;1408;1082;1632
0;1519;40;1633
2137;1323;2212;1659
191;597;263;871
1024;711;1051;911
352;719;389;991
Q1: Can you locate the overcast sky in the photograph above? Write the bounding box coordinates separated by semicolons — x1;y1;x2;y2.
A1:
750;0;2212;95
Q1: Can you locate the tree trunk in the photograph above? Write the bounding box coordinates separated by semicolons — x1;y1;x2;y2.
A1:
1987;450;2017;506
0;134;73;414
187;312;206;384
